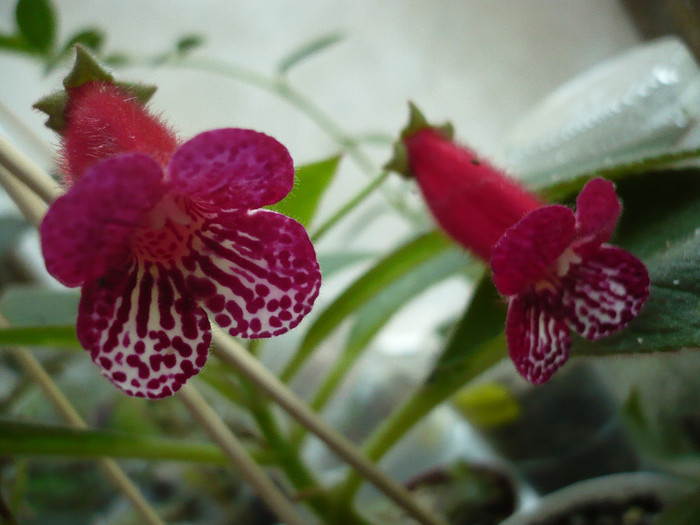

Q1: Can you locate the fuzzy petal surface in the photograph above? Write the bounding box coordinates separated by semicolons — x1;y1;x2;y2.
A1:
179;209;321;338
168;128;294;210
491;205;576;296
77;262;211;398
506;292;571;384
575;177;621;246
562;244;649;340
40;154;165;287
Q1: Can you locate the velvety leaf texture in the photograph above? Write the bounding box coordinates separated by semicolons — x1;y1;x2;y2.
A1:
574;233;700;356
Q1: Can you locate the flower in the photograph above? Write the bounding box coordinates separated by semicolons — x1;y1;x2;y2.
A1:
39;79;321;398
392;109;649;384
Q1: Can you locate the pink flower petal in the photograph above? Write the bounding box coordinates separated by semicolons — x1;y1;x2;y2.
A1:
167;128;294;210
491;205;576;296
562;244;649;340
506;292;571;384
40;154;165;287
180;209;321;338
575;177;621;245
77;263;211;398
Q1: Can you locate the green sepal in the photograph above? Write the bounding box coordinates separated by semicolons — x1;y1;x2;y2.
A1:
384;102;454;178
33;45;157;133
62;43;113;88
32;90;69;132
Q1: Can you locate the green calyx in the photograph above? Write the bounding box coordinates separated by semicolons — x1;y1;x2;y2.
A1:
33;44;157;133
384;102;454;179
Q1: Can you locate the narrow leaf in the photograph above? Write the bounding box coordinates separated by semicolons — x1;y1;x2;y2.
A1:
176;34;204;55
309;248;471;412
0;33;30;52
268;155;341;227
0;287;79;326
347;248;470;357
656;489;700;525
0;325;80;349
0;419;228;464
277;32;344;75
282;230;453;381
15;0;56;54
318;250;376;277
426;276;507;385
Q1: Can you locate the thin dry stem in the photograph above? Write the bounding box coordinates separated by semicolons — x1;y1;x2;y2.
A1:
178;384;308;525
0;133;60;205
211;333;449;525
0;317;164;525
0;140;307;525
0;126;447;525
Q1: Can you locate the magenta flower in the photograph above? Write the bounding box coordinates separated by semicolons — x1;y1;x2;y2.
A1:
491;178;649;383
397;120;649;384
39;82;321;398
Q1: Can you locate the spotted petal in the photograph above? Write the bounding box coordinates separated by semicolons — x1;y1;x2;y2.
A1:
506;292;571;384
40;154;165;287
575;177;621;246
178;209;321;338
77;262;211;398
562;244;649;340
491;205;576;296
167;128;294;210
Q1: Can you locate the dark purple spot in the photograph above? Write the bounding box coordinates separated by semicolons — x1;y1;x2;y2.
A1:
172;336;193;357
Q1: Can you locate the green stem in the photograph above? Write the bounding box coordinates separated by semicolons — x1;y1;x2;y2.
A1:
168;57;418;228
311;170;389;242
177;56;375;174
240;379;371;525
334;336;507;503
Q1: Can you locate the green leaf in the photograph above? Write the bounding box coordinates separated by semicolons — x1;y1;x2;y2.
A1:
277;32;344;75
0;325;80;349
574;232;700;357
347;248;471;358
268;155;341;228
573;168;700;357
15;0;56;54
176;34;204;55
281;230;453;381
0;419;228;464
307;248;471;412
318;250;376;277
44;28;104;73
426;276;507;385
0;33;30;53
0;287;79;327
656;488;700;525
64;28;104;52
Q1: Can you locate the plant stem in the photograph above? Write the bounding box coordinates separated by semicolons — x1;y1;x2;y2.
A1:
170;57;417;228
311;170;389;242
0;137;299;524
211;332;449;525
335;336;507;503
178;384;309;525
0;133;59;205
1;320;165;525
178;56;376;175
